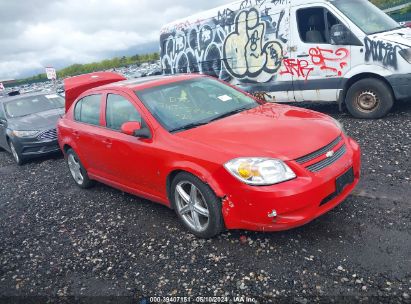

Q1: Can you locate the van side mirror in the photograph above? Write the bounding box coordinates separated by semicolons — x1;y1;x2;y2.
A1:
330;24;349;45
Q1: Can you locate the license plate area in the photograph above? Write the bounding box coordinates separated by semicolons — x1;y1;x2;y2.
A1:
336;167;354;194
320;167;354;206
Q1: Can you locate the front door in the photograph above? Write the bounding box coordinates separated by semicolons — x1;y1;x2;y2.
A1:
288;4;353;102
100;92;159;196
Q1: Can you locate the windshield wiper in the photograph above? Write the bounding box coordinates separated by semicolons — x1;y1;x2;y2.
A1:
207;105;255;123
170;121;210;133
170;105;255;133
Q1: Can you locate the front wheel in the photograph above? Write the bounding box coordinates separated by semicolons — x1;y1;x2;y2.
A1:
66;149;94;189
9;141;24;166
345;78;394;119
171;172;224;238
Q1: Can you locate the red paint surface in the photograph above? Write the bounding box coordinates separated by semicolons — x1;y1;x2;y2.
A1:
58;73;361;232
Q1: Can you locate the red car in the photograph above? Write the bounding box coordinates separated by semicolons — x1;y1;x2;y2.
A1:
58;72;361;238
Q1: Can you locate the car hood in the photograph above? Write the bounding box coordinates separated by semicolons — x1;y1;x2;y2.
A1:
8;108;64;131
370;27;411;48
176;103;342;161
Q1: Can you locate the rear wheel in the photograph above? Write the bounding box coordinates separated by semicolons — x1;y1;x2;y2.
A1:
171;172;224;238
9;141;24;166
345;78;394;119
66;149;94;189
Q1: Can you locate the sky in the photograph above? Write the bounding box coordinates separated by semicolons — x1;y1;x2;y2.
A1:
0;0;233;80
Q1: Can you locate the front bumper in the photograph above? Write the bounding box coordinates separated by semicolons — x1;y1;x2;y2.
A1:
12;137;61;159
387;73;411;101
216;136;361;232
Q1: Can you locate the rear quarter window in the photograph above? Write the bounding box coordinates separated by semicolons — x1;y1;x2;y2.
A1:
74;95;101;126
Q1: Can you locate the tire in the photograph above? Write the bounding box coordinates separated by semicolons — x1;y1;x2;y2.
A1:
171;172;224;238
8;140;24;166
345;78;394;119
66;149;94;189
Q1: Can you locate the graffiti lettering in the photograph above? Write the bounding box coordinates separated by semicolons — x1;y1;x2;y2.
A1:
364;37;401;70
161;1;288;84
223;8;283;80
280;59;314;81
309;47;349;76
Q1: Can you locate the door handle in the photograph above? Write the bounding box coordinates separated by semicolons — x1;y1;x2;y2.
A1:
102;139;112;148
72;131;80;139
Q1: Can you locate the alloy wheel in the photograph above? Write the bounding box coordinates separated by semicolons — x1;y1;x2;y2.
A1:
68;153;84;185
175;181;210;233
10;143;20;163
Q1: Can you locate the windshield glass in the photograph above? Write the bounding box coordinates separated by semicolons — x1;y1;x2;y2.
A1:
332;0;400;35
5;94;64;118
136;78;259;132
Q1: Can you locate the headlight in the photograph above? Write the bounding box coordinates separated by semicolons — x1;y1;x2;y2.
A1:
12;130;39;138
224;158;296;186
399;48;411;64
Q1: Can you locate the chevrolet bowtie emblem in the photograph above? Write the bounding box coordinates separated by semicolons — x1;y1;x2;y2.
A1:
326;150;335;158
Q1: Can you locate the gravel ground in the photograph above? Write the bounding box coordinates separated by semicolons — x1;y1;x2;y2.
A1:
0;102;410;303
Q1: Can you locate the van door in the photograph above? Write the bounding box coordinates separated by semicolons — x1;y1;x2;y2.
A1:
288;4;353;102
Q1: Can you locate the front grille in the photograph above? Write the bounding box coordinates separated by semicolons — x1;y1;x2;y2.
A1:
306;145;347;172
37;129;57;142
296;136;343;165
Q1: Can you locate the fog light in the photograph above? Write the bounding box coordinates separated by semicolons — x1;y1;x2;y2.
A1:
268;210;277;218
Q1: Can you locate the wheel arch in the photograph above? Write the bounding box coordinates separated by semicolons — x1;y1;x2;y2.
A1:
166;166;226;208
340;72;395;107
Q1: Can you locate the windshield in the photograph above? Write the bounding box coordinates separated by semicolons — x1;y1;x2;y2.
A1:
136;78;259;132
5;94;64;118
332;0;400;35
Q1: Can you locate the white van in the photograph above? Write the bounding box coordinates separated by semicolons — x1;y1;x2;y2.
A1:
160;0;411;119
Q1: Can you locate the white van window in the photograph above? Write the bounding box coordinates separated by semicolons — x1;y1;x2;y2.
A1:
297;8;345;44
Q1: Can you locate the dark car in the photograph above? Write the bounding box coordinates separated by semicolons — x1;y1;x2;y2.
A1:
0;92;64;165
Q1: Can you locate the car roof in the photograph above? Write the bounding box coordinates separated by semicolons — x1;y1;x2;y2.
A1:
0;91;57;104
97;74;205;92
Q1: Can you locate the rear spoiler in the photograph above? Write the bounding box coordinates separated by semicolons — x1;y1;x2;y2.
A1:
64;72;126;112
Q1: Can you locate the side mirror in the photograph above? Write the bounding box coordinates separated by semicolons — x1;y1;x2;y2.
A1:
121;121;152;139
121;121;141;136
330;24;349;45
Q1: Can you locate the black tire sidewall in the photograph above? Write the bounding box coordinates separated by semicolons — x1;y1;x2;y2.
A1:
170;172;224;238
346;78;394;119
66;149;93;189
9;140;24;166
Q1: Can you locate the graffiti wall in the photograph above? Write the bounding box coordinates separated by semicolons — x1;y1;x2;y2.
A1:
160;0;289;84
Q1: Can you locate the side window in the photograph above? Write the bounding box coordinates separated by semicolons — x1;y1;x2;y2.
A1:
297;8;345;44
74;95;101;126
106;94;141;131
297;8;326;44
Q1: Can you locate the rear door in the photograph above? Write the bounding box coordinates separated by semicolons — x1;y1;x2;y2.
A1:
289;4;352;102
72;94;107;176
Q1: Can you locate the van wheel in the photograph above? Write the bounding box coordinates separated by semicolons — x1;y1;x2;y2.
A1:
66;149;94;189
345;78;394;119
171;172;224;238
